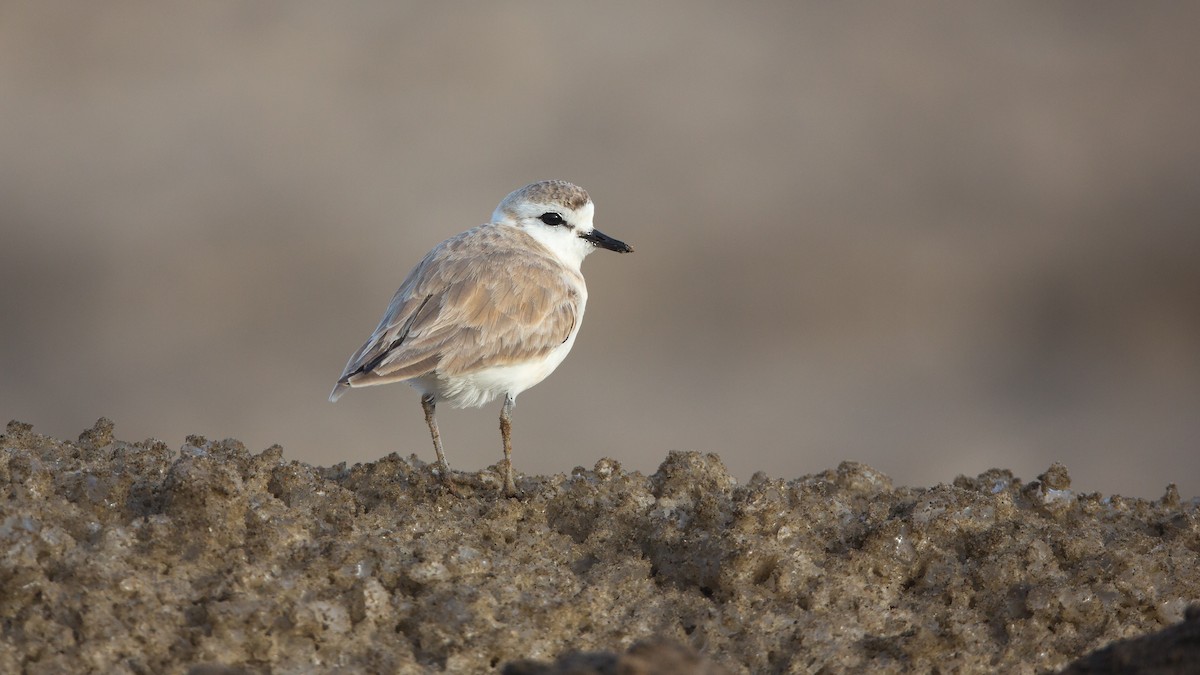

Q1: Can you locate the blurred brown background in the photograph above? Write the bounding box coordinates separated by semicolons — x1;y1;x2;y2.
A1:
3;3;1198;498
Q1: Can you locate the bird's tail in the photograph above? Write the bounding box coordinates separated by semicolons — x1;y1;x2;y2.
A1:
328;380;350;403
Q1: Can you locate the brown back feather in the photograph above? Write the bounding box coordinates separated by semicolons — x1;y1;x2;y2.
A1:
337;224;582;387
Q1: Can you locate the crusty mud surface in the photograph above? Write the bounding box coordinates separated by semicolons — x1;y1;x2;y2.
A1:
1;419;1197;674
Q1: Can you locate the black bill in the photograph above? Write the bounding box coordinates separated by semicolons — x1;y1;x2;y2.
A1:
580;228;634;253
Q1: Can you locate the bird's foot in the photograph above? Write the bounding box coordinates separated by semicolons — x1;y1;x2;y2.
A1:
503;478;521;499
502;463;521;499
430;462;468;498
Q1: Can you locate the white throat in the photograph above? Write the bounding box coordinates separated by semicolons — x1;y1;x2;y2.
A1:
521;225;593;272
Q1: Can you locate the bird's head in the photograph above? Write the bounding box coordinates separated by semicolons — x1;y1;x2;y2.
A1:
492;180;632;270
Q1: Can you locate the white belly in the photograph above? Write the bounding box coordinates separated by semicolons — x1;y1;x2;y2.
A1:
411;318;583;409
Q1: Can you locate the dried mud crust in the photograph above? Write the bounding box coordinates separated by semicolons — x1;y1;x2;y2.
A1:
1;419;1197;674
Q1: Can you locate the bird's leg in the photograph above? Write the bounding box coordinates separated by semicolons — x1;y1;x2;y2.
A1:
499;394;519;497
421;395;468;497
421;394;453;479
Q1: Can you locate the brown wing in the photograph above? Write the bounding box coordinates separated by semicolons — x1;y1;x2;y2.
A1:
331;225;580;397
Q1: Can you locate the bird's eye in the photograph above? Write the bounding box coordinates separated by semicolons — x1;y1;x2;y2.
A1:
539;212;566;227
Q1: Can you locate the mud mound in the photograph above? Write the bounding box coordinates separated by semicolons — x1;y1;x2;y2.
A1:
1;419;1197;673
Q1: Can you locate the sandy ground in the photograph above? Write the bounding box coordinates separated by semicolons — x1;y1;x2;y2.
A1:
2;419;1197;674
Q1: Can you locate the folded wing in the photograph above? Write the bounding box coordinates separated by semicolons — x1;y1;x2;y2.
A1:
329;226;580;401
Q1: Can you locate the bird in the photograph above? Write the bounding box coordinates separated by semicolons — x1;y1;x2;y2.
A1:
330;180;633;496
